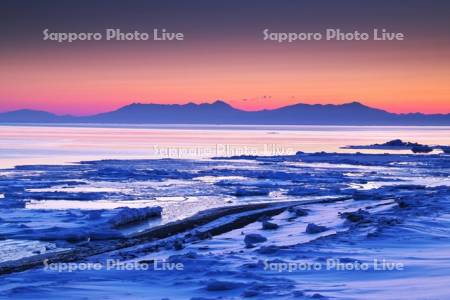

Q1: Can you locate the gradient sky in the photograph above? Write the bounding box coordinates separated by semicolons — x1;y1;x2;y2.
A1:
1;0;449;115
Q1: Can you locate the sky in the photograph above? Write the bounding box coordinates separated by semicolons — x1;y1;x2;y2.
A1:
1;0;449;115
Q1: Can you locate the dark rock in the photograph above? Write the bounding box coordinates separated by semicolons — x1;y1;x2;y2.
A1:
289;207;309;216
262;221;279;230
396;196;420;208
173;239;184;250
340;209;370;223
377;216;400;226
411;145;433;153
305;223;328;234
292;290;305;297
385;139;405;146
244;233;267;247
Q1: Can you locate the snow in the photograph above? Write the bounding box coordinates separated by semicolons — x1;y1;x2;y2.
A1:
0;239;60;263
0;152;450;299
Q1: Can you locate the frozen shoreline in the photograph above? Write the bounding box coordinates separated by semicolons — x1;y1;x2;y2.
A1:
0;152;450;299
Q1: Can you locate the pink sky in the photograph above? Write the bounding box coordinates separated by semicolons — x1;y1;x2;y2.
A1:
1;39;449;115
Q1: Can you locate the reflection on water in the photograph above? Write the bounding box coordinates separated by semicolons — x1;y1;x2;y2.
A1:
0;124;449;168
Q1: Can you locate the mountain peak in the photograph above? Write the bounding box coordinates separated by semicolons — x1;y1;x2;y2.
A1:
211;100;227;105
343;101;366;107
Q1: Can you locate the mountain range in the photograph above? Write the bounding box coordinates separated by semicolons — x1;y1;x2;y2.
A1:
0;101;449;125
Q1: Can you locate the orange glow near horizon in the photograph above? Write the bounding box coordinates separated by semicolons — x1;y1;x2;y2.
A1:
1;39;449;115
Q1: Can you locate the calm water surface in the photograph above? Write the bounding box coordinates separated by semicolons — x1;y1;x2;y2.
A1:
1;124;449;168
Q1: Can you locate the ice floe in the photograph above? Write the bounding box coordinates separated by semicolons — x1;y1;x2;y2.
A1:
0;151;450;299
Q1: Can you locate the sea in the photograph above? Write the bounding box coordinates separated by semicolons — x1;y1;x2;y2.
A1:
1;124;450;168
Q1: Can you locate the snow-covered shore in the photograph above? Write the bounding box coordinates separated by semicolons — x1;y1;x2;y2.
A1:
0;152;450;299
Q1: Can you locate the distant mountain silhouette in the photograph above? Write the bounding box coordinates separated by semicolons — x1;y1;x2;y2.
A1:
1;101;449;125
0;109;74;123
